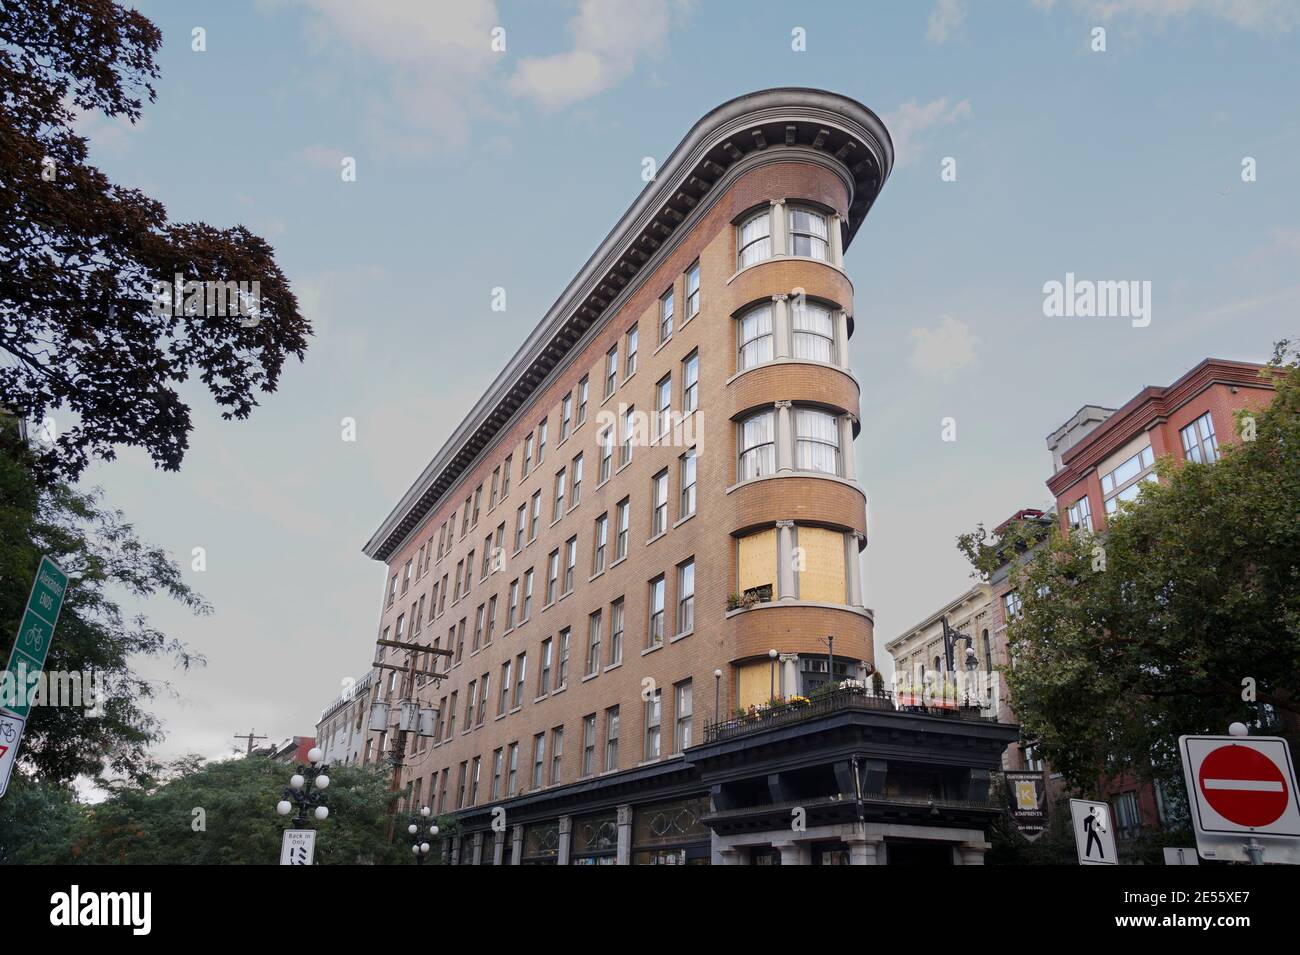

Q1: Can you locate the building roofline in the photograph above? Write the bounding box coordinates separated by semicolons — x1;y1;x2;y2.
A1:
1046;357;1272;498
363;88;894;562
883;583;989;652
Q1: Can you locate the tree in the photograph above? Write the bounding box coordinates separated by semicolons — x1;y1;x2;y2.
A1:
0;427;206;784
958;343;1299;797
0;773;86;864
69;756;409;865
0;0;310;483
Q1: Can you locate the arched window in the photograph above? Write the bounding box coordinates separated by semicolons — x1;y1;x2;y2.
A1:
794;408;840;475
737;304;774;371
737;209;771;268
738;410;776;480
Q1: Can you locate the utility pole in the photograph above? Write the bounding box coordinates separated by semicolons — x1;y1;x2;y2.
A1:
371;637;452;841
234;729;268;756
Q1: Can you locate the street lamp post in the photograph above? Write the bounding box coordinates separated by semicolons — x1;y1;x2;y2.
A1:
276;746;331;829
768;649;778;701
714;668;722;722
407;805;441;864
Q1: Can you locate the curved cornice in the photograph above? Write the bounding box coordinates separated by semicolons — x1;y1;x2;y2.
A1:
365;88;893;561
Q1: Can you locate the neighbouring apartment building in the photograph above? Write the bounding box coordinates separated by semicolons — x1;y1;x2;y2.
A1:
360;89;1017;865
315;671;376;768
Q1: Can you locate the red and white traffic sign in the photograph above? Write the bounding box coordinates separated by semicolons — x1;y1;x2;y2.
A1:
1179;735;1300;864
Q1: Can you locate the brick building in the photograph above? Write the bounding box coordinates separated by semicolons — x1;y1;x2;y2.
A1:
315;671;376;768
360;89;1016;865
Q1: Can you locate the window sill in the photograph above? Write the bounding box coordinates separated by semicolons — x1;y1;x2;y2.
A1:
725;253;849;287
588;568;605;584
604;661;622;673
509;706;523;715
672;512;695;530
533;694;548;704
582;671;599;683
670;629;693;644
652;336;672;356
610;555;628;570
646;530;667;546
551;683;567;696
641;643;663;657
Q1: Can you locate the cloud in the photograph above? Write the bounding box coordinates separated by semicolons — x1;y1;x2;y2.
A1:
909;316;980;377
927;0;966;43
1034;0;1299;32
508;0;691;110
883;97;972;168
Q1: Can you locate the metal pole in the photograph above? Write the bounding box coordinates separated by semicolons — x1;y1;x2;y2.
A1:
827;635;834;690
1245;839;1265;865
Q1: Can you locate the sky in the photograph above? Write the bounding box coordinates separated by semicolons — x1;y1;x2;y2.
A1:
68;0;1299;768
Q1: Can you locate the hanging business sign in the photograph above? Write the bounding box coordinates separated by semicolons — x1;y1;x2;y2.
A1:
1004;770;1047;839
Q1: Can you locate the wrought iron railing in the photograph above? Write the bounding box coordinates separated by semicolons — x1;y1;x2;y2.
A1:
701;685;996;744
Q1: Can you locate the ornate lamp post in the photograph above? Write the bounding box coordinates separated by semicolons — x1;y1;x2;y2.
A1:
407;805;441;864
276;746;331;828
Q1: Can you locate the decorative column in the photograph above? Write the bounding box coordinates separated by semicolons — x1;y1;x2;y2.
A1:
847;834;884;865
772;294;791;359
769;198;787;256
450;836;461;865
492;828;504;865
958;842;988;865
776;521;796;601
774;840;805;865
846;532;864;608
471;831;484;865
775;401;794;472
616;804;633;865
780;653;798;697
829;213;844;267
834;309;851;369
511;823;524;865
838;413;857;481
558;815;572;865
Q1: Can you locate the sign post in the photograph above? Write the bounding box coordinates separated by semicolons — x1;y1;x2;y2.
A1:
280;829;317;865
1179;734;1300;864
1070;798;1118;865
0;556;69;799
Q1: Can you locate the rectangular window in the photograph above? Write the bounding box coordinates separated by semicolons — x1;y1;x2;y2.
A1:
455;761;467;808
498;659;511;715
677;559;695;635
486;595;497;643
659;288;674;343
469;756;480;805
795;408;840;474
571;453;583;506
529;491;542;540
625;325;638;378
550;726;564;784
604;706;620;772
506;741;519;796
477;672;489;725
532;733;546;790
655;374;672;439
1067;496;1093;533
685;261;700;318
593;513;608;574
507;578;519;629
560;393;572;441
490;467;500;509
1181;412;1219;465
599;427;613;483
605;346;618;398
740;410;776;480
619;405;635;467
674;680;693;752
523;432;534;476
446;692;457;740
472;485;482;527
463;551;474;595
651;469;669;536
577;376;589;425
647;576;665;648
609;597;624;665
481;535;492;578
581;714;597;777
501;455;512;497
1102;445;1157;513
453;561;464;602
461;496;471;536
615;498;629;560
546;549;559;605
678;449;697;519
491;748;503;800
557;628;570;688
464;680;477;727
455;618;466;662
539;637;553;695
553;467;566;521
586;610;602;676
738;304;774;371
522;568;534;620
644;690;661;761
682;350;699;414
515;504;526;552
513;652;526;708
563;536;577;594
788;206;829;260
537;417;548;464
792;300;835;363
402;560;412;594
472;604;485;652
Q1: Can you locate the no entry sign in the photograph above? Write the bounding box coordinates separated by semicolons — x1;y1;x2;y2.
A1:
1179;735;1300;864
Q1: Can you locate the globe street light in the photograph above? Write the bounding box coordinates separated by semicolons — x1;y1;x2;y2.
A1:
276;748;331;833
408;805;441;865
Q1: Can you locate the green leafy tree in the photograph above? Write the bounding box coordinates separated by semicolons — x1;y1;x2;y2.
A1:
0;773;86;864
0;429;206;784
71;756;408;865
958;343;1299;798
0;0;310;483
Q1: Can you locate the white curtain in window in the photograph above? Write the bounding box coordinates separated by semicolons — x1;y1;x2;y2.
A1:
792;301;834;362
738;212;771;268
738;305;774;369
795;409;839;474
739;411;776;480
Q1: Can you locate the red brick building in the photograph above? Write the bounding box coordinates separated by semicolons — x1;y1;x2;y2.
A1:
360;89;1016;865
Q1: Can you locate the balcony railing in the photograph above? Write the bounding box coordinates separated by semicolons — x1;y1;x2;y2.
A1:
702;685;996;745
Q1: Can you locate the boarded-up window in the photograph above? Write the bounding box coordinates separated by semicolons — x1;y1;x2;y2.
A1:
796;527;845;604
737;528;777;599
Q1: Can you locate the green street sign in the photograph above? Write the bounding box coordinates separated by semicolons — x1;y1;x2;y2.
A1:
3;555;69;719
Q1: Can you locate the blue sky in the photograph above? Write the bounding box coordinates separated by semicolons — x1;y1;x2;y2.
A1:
76;0;1299;765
